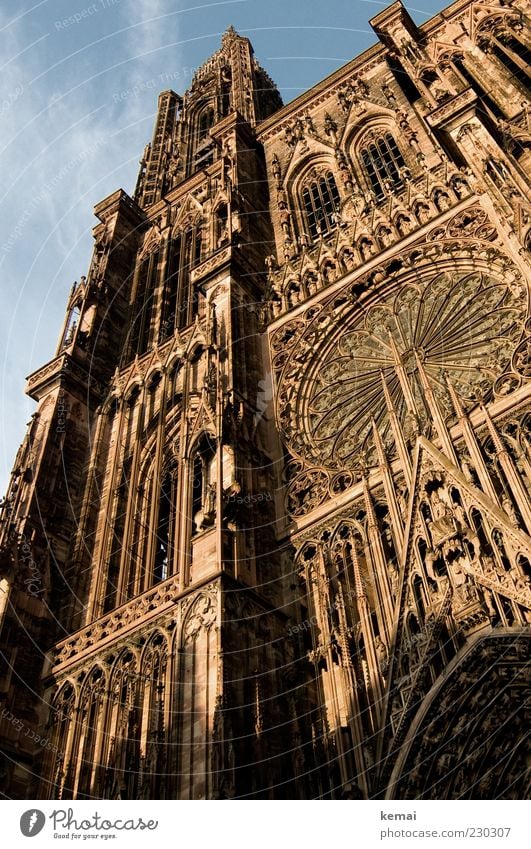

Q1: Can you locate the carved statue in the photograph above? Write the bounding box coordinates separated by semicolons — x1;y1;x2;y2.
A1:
374;637;389;675
271;154;281;184
279;205;292;237
324;113;338;144
501;493;519;526
428;489;456;545
338;162;354;195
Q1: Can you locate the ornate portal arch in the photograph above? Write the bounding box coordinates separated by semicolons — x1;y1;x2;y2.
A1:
385;629;530;799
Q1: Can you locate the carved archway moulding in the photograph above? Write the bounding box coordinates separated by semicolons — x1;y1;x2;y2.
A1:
270;232;529;516
384;629;530;800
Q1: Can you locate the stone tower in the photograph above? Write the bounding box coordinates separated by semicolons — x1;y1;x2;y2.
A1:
1;0;531;800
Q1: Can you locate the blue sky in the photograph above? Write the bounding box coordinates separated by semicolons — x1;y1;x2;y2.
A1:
0;0;445;494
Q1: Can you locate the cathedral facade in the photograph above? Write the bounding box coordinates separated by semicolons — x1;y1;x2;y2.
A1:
1;0;530;800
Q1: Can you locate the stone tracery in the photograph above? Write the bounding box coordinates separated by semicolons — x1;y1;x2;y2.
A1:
273;238;528;483
1;0;531;803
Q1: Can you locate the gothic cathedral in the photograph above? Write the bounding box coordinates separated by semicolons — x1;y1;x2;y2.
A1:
1;0;530;800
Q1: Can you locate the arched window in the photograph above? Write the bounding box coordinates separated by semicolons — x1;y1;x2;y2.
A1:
413;574;426;622
301;170;340;239
128;478;147;599
194;103;215;170
220;67;231;116
146;371;162;425
407;612;420;636
160;226;202;339
50;683;76;798
160;235;181;341
167;363;182;412
123;386;140;457
131;250;159;356
498;32;531;65
189;345;205;392
482;30;531;92
215;203;229;247
154;470;174;583
61;305;81;349
471;509;492;557
104;653;140;799
197;106;214;142
360;132;406;200
104;460;130;613
492;528;511;572
101;389;138;613
76;668;105;797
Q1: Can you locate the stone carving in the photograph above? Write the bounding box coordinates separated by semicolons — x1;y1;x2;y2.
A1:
2;0;531;805
275;265;526;472
182;592;217;643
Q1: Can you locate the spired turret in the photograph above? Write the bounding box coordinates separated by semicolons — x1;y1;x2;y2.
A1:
135;26;283;207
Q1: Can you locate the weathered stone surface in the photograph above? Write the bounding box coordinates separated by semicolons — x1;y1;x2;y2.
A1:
1;1;530;800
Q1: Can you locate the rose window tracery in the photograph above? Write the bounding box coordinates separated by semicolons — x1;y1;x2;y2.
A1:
277;269;527;473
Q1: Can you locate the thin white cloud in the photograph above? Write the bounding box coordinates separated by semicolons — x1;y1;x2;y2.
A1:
0;1;185;494
127;0;172;59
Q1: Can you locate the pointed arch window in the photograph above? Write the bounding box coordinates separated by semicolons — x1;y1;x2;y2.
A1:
301;170;340;240
131;250;159;356
167;363;182;412
412;574;426;622
60;304;81;350
215;203;229;248
482;29;531;92
220;67;232;117
154;469;174;583
128;480;147;599
76;669;105;798
50;683;76;798
104;460;130;613
160;225;202;339
194;102;216;170
197;106;214;142
360;133;406;200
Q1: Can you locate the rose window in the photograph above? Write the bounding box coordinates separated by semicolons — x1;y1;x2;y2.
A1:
281;270;526;472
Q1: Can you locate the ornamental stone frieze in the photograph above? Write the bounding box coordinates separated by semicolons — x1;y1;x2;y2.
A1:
52;579;220;675
269;207;529;518
263;181;485;318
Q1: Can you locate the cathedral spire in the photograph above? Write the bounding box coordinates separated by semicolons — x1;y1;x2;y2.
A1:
134;26;282;207
222;24;239;44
